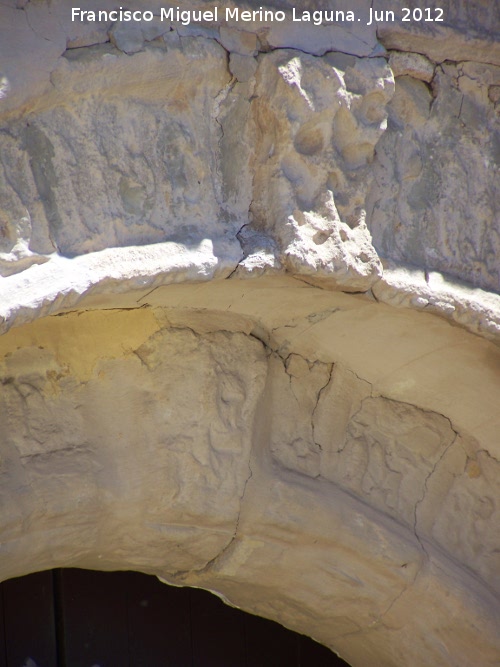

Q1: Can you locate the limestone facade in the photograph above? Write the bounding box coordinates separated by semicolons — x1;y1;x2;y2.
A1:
0;2;499;665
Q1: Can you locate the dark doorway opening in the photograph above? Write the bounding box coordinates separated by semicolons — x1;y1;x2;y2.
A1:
0;569;350;666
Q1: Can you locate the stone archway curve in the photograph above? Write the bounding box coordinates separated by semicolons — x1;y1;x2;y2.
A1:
0;277;499;667
1;2;500;663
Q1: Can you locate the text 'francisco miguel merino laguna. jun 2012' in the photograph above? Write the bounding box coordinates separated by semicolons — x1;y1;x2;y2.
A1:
71;6;446;26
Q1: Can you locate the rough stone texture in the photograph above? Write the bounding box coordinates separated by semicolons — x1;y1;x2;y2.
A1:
0;287;499;667
0;13;391;289
245;50;393;289
372;262;500;342
388;51;435;82
0;312;267;573
375;0;500;67
1;2;500;666
368;59;500;294
1;36;235;257
0;0;379;114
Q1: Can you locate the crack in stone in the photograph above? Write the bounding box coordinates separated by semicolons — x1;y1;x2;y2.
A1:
311;362;334;452
335;388;373;456
22;306;491;599
123;321;267;581
477;448;500;465
225;222;250;279
170;462;254;581
212;55;236;209
413;430;459;559
375;559;422;629
367;393;461;560
203;463;253;571
136;286;160;304
130;347;151;370
331;622;364;642
289;274;377;296
329;386;465;568
282;354;301;405
24;5;55;44
20;444;90;462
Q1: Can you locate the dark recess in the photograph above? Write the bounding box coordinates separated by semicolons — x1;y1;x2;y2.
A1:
0;569;351;666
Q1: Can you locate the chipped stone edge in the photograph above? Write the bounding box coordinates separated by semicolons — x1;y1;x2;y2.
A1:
372;260;500;343
0;237;242;335
2;240;500;349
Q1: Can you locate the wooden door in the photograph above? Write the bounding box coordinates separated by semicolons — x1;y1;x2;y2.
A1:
0;569;350;666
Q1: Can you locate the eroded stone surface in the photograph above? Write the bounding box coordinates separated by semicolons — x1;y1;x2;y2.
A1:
0;297;499;667
372;262;500;342
375;0;500;67
1;4;500;666
368;60;500;294
0;37;393;289
0;311;267;573
1;37;235;257
245;51;392;289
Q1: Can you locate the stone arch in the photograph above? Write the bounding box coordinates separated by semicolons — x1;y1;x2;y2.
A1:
1;3;499;664
1;278;499;667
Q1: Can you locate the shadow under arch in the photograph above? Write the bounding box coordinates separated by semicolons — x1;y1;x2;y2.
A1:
0;568;349;666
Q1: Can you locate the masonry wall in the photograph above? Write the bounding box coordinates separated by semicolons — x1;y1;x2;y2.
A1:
0;3;499;665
